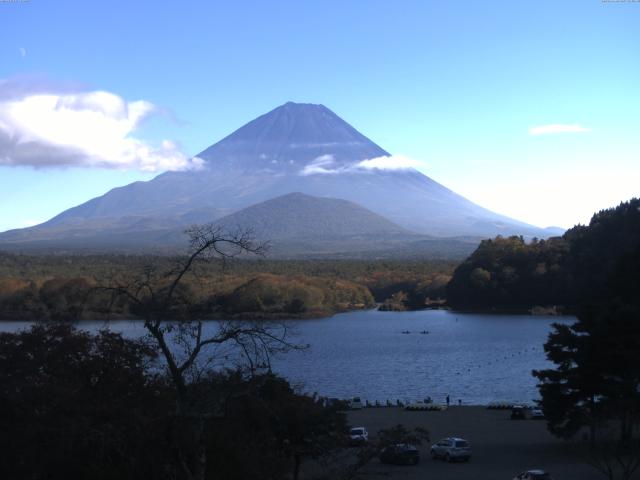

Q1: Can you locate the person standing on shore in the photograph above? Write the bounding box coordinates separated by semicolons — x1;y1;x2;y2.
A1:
446;395;450;406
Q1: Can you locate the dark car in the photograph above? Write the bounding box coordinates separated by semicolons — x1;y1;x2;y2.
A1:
511;405;526;420
324;397;349;410
379;444;420;465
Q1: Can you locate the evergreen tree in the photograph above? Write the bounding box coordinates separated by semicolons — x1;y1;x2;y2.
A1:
534;199;640;450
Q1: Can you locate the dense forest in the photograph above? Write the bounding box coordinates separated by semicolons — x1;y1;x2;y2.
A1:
447;198;640;312
0;256;455;320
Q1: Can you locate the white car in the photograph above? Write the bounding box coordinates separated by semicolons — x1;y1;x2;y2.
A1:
349;397;364;409
430;437;471;462
405;401;446;411
349;426;369;444
513;470;554;480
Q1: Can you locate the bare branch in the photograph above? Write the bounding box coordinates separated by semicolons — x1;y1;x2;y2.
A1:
92;223;283;480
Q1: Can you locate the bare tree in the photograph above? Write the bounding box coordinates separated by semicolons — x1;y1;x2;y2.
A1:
585;440;640;480
99;224;300;480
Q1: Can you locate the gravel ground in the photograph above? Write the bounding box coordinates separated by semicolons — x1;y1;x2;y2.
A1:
341;406;602;480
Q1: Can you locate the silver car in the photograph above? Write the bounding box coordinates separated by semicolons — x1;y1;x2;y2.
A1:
513;470;553;480
430;437;471;462
349;426;369;444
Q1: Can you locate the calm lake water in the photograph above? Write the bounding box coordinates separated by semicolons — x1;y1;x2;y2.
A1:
0;309;573;406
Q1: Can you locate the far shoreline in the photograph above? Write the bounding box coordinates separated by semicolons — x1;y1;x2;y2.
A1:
0;304;577;323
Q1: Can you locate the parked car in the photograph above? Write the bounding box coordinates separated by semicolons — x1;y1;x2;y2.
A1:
430;437;471;462
349;397;364;409
405;401;446;411
324;397;349;410
349;426;369;444
405;401;429;411
513;469;554;480
511;405;526;420
530;408;545;420
379;443;420;465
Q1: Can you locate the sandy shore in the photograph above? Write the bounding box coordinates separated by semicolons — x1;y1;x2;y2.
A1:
344;406;600;480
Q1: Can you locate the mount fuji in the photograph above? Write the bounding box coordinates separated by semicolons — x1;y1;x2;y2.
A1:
0;102;560;256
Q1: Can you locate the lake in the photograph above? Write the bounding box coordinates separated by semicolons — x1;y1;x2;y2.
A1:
0;309;573;406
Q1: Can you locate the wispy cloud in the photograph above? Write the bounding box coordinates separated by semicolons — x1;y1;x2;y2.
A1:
355;155;425;171
18;48;26;58
0;78;202;172
299;154;426;176
528;124;591;136
300;154;338;175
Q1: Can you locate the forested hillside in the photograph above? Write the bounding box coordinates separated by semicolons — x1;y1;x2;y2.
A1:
447;198;640;311
0;256;455;320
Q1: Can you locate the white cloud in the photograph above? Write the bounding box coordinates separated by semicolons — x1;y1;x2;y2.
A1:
528;124;591;136
19;48;26;58
356;154;425;171
299;154;426;176
0;81;202;172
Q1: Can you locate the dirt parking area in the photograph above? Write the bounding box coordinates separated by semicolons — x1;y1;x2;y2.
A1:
345;406;600;480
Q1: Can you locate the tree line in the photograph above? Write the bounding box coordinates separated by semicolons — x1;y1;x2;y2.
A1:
0;256;455;321
0;273;375;321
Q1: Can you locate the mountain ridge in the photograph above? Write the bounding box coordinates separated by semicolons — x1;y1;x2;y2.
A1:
211;192;410;239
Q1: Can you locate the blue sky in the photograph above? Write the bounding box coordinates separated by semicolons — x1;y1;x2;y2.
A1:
0;0;638;231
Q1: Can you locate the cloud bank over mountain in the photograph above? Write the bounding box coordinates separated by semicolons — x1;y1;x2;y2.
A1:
299;153;425;176
0;78;202;172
